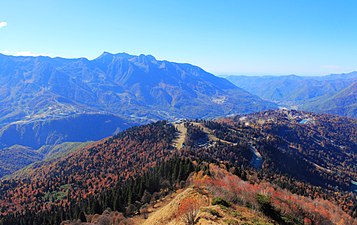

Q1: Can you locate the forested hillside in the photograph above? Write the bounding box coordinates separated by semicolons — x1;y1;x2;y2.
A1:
0;110;356;224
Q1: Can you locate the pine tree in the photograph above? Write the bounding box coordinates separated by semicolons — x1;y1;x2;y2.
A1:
78;211;87;222
141;190;151;204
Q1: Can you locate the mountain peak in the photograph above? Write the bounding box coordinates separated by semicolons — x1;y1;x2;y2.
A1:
139;53;156;61
96;51;133;59
96;52;157;62
134;53;157;64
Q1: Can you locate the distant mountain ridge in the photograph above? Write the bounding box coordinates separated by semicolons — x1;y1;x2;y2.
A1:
0;52;275;126
226;72;357;117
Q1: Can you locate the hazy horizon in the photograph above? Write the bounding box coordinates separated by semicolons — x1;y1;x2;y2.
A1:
0;51;355;77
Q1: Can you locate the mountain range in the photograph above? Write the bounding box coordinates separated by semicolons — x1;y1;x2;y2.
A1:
1;53;357;180
0;51;356;223
226;72;357;117
0;52;276;125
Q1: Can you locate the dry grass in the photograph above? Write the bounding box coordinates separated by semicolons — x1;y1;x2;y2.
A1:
172;122;187;149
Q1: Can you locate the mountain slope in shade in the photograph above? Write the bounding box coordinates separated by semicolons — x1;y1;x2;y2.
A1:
0;113;135;149
226;73;357;117
302;82;357;117
0;145;42;177
0;142;90;178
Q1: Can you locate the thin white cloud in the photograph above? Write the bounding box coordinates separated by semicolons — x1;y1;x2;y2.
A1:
14;51;44;57
0;21;7;29
1;50;10;55
1;50;52;57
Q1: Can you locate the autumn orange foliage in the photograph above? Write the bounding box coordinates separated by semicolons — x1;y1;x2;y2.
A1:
191;164;356;225
178;198;200;225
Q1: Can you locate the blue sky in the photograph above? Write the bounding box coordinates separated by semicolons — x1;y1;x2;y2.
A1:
0;0;356;75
